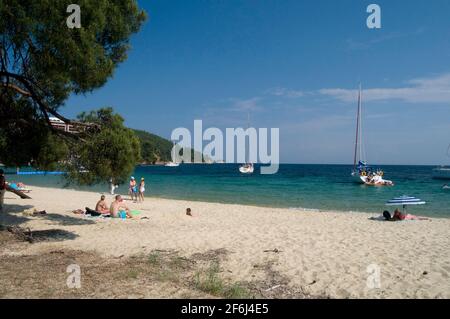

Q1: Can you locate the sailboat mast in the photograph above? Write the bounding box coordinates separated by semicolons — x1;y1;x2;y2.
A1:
353;84;362;169
246;111;250;164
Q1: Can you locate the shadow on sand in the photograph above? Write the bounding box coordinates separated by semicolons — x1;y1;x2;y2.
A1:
1;203;83;244
29;228;79;242
2;203;96;226
1;225;79;243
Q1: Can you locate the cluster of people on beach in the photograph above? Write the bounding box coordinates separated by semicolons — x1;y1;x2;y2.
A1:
109;176;146;202
84;175;147;219
91;194;133;219
128;176;145;203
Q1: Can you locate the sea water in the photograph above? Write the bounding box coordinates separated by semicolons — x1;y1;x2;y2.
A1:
6;164;450;218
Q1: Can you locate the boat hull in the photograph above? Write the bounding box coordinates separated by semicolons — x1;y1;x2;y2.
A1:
165;162;179;167
239;166;254;174
351;171;393;186
351;171;366;184
432;167;450;180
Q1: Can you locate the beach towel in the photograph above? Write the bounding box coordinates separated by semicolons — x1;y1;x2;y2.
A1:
85;207;102;217
369;215;387;221
130;210;141;216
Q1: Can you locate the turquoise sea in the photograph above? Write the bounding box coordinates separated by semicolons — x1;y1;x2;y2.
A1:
6;164;450;218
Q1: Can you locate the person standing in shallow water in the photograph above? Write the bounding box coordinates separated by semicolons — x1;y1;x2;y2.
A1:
138;177;145;202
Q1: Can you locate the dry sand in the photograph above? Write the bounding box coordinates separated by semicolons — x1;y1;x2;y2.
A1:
1;186;449;298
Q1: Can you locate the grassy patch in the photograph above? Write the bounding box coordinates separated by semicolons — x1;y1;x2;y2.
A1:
127;269;139;279
223;282;252;299
147;252;160;265
0;229;321;298
194;261;224;295
193;261;252;298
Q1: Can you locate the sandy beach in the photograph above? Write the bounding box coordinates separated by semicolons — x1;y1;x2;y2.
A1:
1;186;450;299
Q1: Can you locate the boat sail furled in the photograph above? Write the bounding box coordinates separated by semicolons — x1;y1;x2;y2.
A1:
351;84;393;186
239;112;254;174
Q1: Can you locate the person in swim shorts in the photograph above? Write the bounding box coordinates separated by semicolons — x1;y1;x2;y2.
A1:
110;195;133;218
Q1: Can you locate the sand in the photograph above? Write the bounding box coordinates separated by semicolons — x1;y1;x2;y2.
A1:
1;186;450;298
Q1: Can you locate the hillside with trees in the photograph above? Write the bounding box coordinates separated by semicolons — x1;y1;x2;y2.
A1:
133;129;172;164
133;129;211;164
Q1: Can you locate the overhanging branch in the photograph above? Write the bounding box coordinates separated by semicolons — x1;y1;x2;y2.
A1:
0;82;31;96
0;71;100;136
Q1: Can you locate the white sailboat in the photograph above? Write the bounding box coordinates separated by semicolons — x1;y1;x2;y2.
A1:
351;84;393;186
165;141;180;167
239;163;254;174
239;112;254;174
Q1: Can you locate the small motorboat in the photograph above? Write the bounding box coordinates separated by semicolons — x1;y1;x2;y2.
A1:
164;162;180;167
239;163;254;174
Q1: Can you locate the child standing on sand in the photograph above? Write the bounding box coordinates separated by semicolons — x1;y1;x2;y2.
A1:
138;177;145;202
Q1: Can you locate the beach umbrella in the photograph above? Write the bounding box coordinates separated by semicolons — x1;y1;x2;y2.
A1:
385;195;426;214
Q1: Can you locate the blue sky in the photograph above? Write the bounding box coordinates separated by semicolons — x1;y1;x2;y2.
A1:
64;0;450;165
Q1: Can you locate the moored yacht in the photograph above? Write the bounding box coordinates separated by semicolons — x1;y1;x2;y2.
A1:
351;84;393;186
432;166;450;180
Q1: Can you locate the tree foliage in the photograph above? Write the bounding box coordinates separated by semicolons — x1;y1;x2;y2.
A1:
0;0;146;183
66;108;140;185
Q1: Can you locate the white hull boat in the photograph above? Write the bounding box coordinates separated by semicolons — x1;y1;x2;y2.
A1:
238;112;255;175
351;170;393;186
165;162;180;167
432;167;450;180
239;164;254;174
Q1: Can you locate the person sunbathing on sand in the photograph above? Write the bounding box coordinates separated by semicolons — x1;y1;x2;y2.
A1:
110;195;133;218
95;195;110;215
392;208;429;221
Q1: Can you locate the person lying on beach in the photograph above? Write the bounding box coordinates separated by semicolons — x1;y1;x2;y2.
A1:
392;209;429;221
382;210;392;221
110;195;133;218
95;195;110;215
371;210;429;222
